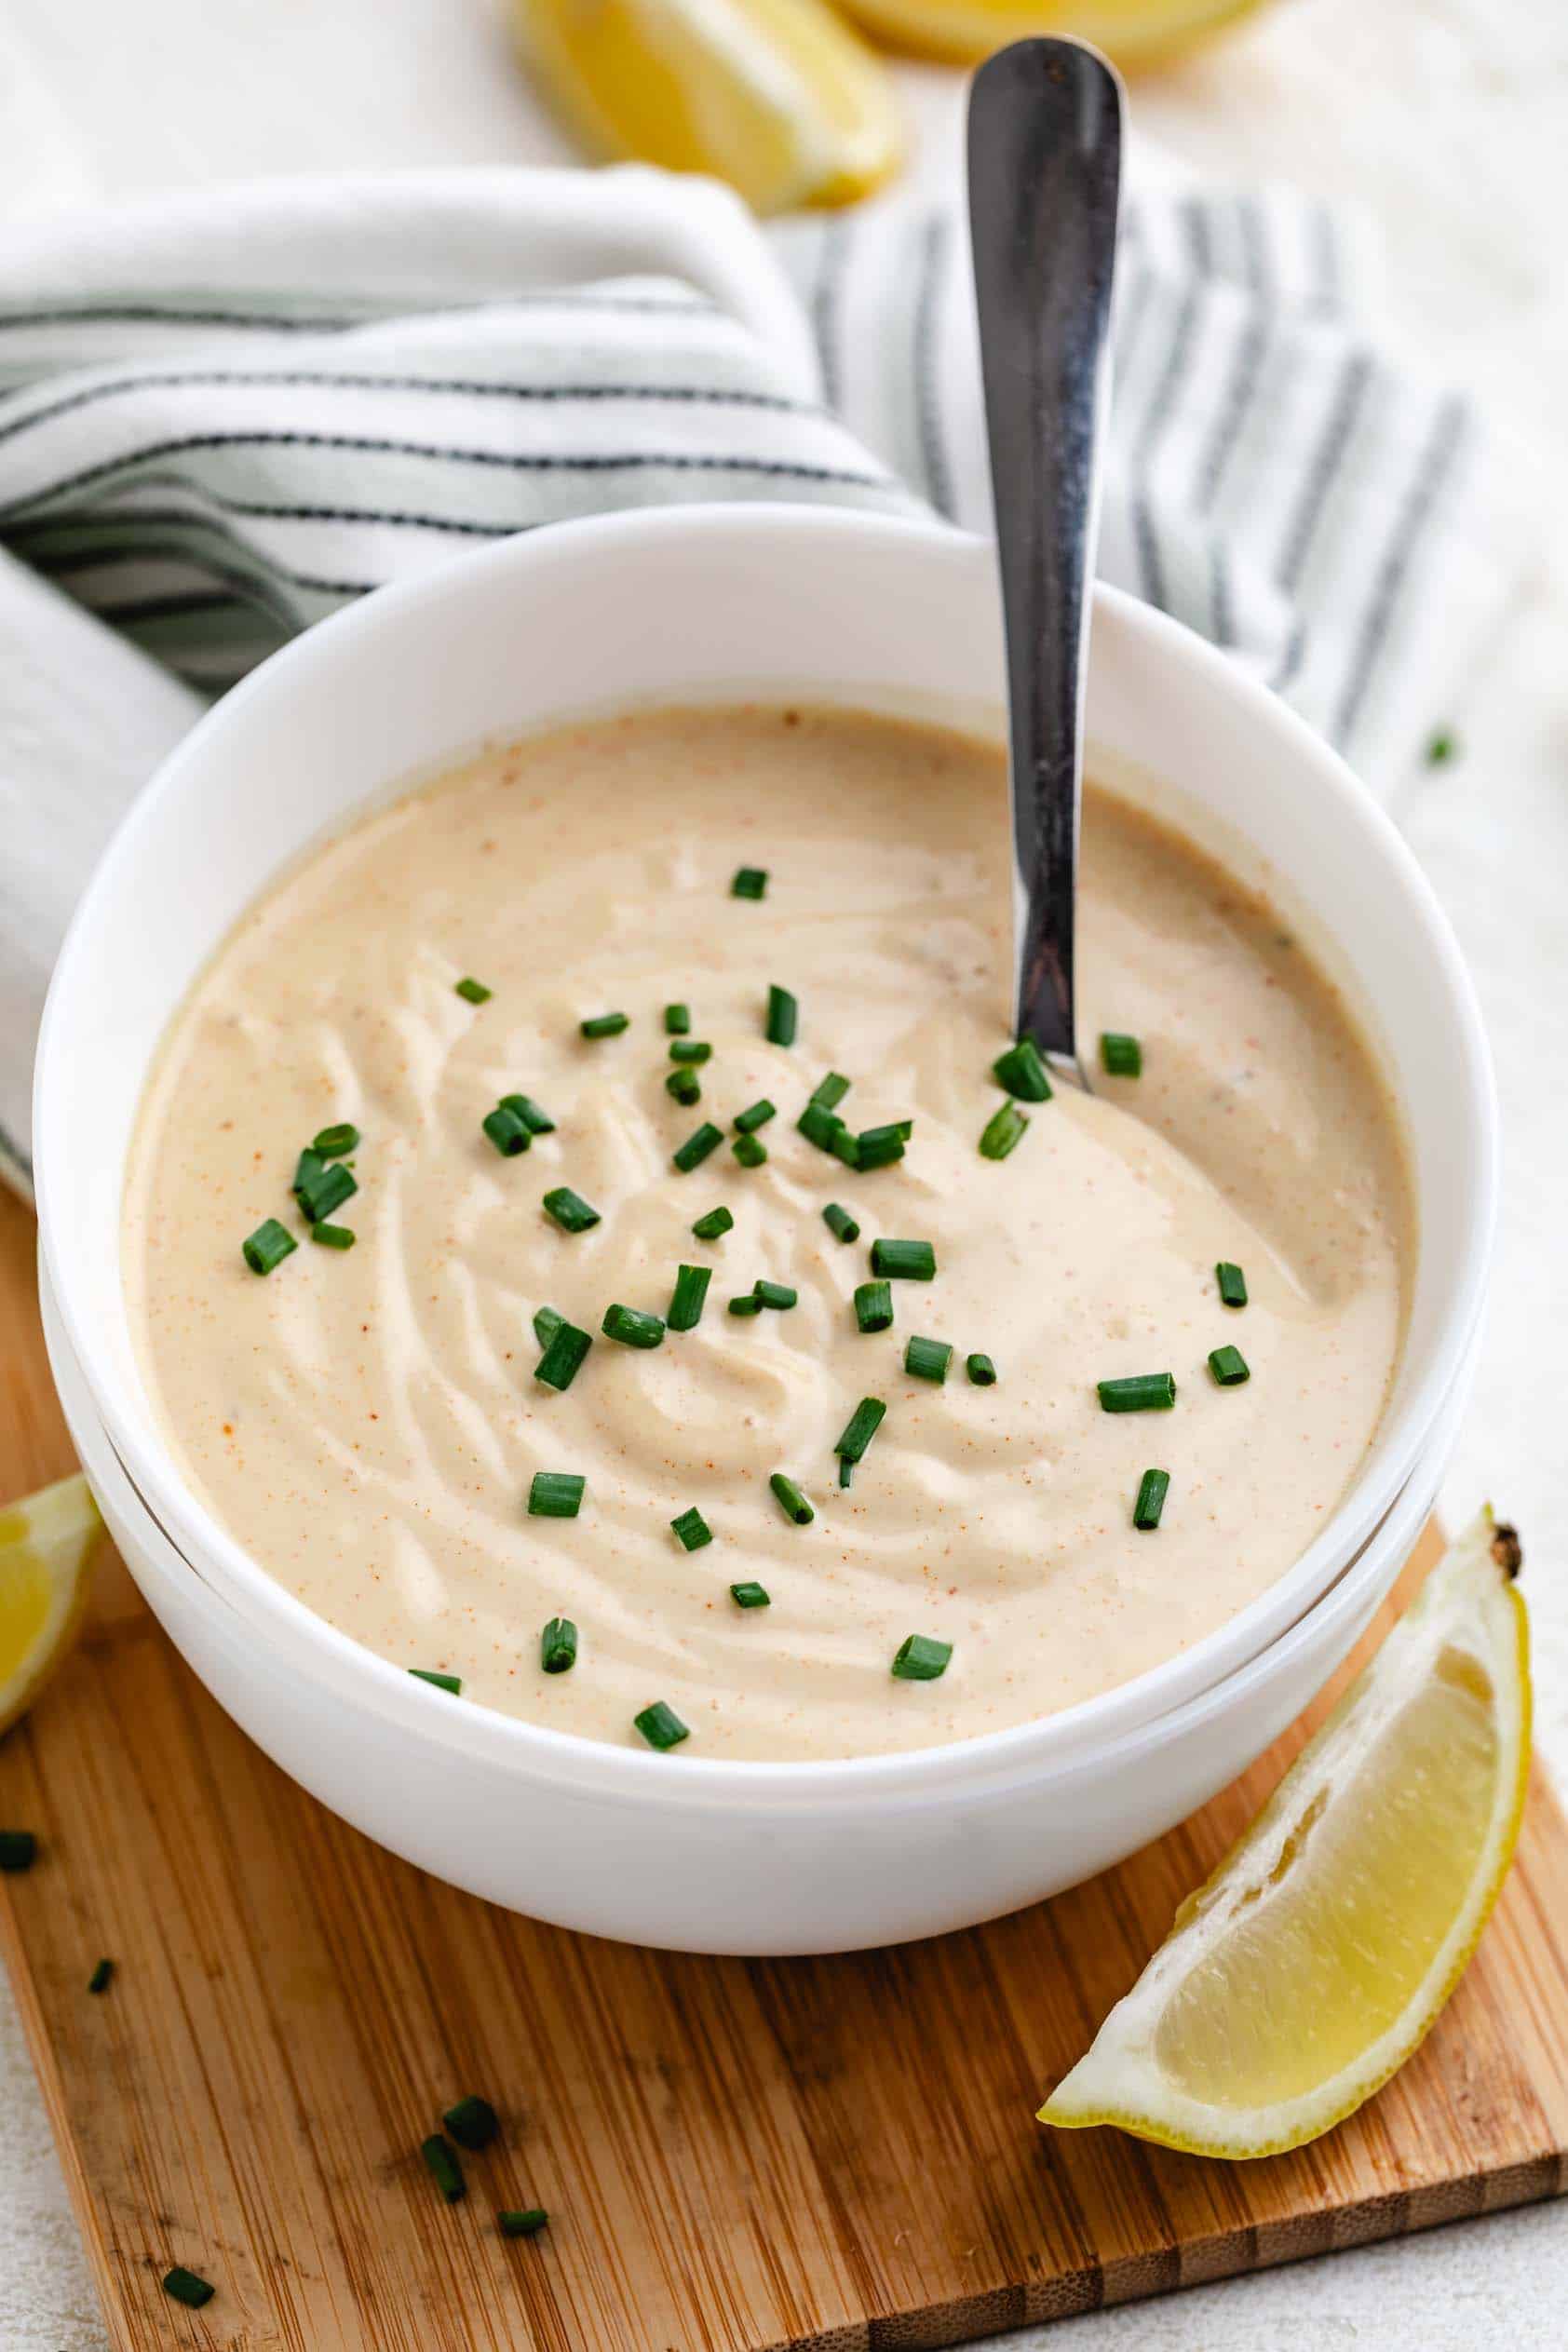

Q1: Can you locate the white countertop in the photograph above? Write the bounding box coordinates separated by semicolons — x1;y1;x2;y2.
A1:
2;0;1565;2341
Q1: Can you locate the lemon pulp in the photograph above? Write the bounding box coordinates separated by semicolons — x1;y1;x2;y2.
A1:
0;1472;102;1735
832;0;1266;69
514;0;903;214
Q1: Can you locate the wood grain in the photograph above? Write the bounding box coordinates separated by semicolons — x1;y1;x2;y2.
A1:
0;1182;1564;2351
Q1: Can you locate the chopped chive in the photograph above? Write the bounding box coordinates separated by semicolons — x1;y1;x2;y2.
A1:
732;1133;768;1169
856;1124;906;1171
242;1218;297;1276
979;1102;1029;1160
530;1471;586;1519
835;1396;886;1464
0;1831;36;1872
734;1099;777;1134
499;2208;548;2238
669;1263;711;1331
811;1072;851;1110
88;1957;115;1994
831;1127;861;1169
602;1303;665;1349
296;1160;358;1223
822;1202;859;1244
730;1581;770;1609
1100;1031;1142;1078
162;2267;215;2310
871;1238;936;1281
580;1011;629;1038
854;1280;893;1334
992;1035;1053;1102
540;1616;578;1674
670;1507;712;1552
421;2133;466;2202
838;1456;854;1489
1097;1372;1177;1413
966;1352;998;1386
443;2095;499;2151
410;1669;462;1696
666;1067;702;1106
797;1101;845;1153
482;1105;532;1157
765;985;798;1047
904;1335;953;1384
769;1472;815;1526
669;1039;712;1064
310;1221;356;1250
891;1634;952;1682
664;1002;692;1035
499;1093;556;1135
290;1149;345;1210
1209;1345;1250;1386
454;977;492;1005
1216;1261;1249;1308
534;1319;592;1391
732;866;768;900
1134;1468;1170;1530
673;1122;723;1173
533;1304;563;1349
692;1205;734;1241
1426;729;1457;765
635;1700;689;1750
727;1293;764;1317
543;1186;601;1234
312;1121;359;1156
860;1124;907;1170
752;1279;797;1310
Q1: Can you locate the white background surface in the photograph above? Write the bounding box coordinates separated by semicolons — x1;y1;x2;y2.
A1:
1;0;1565;2342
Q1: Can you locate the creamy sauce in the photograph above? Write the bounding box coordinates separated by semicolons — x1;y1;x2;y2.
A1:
123;706;1412;1760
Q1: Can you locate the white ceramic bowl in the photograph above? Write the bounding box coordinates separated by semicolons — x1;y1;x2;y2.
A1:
34;507;1495;1953
42;1258;1477;1955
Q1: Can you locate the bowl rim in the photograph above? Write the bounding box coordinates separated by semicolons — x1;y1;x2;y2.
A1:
34;502;1498;1803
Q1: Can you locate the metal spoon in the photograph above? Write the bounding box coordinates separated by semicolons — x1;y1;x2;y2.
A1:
967;37;1122;1084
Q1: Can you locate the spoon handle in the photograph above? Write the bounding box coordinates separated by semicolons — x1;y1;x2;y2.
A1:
967;38;1122;1070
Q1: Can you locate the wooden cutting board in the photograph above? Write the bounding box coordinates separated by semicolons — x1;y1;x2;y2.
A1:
1;1185;1565;2352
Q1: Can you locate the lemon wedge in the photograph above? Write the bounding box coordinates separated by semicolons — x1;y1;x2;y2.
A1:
833;0;1264;70
0;1472;102;1737
1041;1509;1530;2159
513;0;903;214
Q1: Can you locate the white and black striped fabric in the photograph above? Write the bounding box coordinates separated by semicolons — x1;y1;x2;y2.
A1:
0;164;1519;1196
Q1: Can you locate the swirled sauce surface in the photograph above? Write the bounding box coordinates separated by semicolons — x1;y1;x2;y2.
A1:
123;705;1411;1759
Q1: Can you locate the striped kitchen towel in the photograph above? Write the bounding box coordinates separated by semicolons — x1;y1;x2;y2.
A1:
0;164;1521;1196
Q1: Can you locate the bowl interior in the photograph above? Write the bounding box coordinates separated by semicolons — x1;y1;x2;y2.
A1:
34;505;1494;1788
